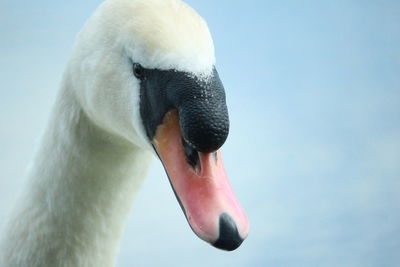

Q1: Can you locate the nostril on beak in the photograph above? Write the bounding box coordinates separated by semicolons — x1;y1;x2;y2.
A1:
182;138;200;171
212;213;244;251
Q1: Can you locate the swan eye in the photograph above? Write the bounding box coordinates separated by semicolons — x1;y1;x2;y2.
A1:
133;63;145;80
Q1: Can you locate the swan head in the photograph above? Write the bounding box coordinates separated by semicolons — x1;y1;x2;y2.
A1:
67;0;249;251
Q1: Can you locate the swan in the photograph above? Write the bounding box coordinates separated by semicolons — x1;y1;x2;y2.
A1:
0;0;249;266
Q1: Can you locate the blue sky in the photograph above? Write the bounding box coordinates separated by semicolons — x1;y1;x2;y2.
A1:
1;0;400;266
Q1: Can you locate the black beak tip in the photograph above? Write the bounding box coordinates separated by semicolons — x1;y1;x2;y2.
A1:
212;213;244;251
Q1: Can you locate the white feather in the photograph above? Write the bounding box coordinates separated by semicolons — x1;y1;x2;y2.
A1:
0;0;215;266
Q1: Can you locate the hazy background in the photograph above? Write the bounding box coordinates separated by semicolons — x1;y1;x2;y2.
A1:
1;0;399;266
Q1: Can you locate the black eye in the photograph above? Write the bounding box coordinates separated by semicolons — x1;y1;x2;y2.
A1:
133;63;145;79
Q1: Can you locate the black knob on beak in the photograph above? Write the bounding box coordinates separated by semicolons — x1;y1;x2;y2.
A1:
139;66;229;153
180;100;229;152
176;68;229;153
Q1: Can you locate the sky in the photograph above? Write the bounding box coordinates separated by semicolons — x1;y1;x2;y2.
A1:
1;0;400;266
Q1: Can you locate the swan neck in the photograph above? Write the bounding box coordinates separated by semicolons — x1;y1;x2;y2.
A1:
0;87;151;266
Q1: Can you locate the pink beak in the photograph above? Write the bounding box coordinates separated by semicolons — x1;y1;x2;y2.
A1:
153;110;249;250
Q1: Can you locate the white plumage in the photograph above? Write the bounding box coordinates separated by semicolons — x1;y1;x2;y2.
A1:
0;0;216;266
